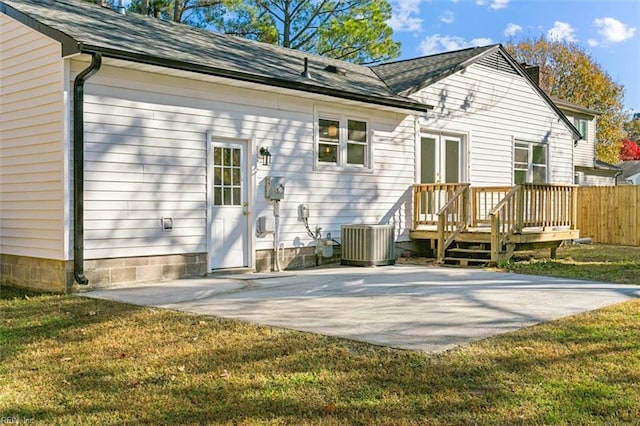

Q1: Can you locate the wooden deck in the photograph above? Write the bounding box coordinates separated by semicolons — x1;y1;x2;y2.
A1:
411;184;580;265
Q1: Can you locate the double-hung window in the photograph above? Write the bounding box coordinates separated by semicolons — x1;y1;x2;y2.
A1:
575;118;588;140
317;115;369;168
514;140;547;184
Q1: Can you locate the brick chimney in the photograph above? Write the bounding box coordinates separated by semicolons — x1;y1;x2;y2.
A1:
522;64;541;86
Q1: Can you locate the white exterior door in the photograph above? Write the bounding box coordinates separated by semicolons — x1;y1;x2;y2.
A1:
209;140;249;270
420;133;463;183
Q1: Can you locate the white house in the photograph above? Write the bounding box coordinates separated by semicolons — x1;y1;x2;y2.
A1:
0;0;581;292
553;98;621;186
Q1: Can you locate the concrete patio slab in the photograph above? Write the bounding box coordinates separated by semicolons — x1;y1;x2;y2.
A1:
82;265;640;353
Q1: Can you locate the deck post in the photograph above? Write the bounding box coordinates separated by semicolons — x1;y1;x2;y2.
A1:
516;185;524;233
462;186;470;230
490;213;499;264
570;186;578;230
437;214;446;263
413;185;419;230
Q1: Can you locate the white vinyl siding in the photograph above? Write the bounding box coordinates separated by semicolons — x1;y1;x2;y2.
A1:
0;15;66;259
75;60;415;259
411;60;575;186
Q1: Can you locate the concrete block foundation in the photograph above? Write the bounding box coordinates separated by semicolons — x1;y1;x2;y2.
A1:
1;253;208;293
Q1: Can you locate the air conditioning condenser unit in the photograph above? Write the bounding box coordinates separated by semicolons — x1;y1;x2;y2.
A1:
341;224;395;266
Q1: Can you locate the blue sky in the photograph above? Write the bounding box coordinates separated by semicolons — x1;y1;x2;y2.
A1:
387;0;640;115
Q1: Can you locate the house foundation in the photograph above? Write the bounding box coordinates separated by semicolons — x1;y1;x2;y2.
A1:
255;245;342;272
1;253;208;293
83;253;208;289
1;254;74;293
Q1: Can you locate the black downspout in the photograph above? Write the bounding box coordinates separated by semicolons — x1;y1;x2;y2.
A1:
73;52;102;285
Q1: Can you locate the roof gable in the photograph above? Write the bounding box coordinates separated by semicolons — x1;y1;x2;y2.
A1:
373;44;582;140
371;45;498;96
0;0;431;113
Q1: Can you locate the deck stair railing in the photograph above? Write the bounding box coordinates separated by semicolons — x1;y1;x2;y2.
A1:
489;184;577;263
436;184;470;262
489;185;521;264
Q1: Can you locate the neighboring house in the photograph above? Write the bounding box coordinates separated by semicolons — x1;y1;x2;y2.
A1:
617;161;640;184
0;0;581;292
554;98;621;186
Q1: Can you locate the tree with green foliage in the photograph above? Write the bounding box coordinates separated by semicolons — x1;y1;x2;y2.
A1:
624;118;640;143
123;0;400;64
126;0;233;26
219;0;400;64
506;36;625;164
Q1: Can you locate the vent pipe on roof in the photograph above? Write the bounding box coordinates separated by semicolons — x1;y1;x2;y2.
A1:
301;57;311;78
117;0;126;14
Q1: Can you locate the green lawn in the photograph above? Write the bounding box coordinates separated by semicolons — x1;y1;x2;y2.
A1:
500;243;640;285
1;244;639;425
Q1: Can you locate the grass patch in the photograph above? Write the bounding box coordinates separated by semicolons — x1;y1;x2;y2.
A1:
500;243;640;285
2;274;640;425
2;244;638;424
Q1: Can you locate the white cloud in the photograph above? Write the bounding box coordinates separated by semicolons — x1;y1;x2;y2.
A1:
419;34;493;56
451;0;460;3
547;21;577;42
588;39;599;47
594;17;636;43
490;0;509;10
388;0;423;32
440;10;455;24
476;0;509;9
504;23;522;37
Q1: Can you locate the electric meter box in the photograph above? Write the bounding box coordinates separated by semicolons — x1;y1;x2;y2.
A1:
265;176;285;200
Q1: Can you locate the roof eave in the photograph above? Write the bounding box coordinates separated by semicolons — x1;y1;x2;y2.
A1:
0;1;81;56
81;45;433;113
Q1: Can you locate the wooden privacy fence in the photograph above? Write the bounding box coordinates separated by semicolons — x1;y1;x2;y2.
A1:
576;186;640;246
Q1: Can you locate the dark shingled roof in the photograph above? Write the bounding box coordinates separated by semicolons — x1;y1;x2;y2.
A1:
373;44;582;140
594;159;622;171
0;0;431;112
617;160;640;178
371;45;498;96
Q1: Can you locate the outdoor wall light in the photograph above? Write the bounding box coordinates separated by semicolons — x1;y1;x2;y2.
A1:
259;147;272;166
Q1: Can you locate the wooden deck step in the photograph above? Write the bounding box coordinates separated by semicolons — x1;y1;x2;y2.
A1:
443;257;490;267
447;248;490;255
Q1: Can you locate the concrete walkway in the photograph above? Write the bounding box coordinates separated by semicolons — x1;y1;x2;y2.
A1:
82;265;640;353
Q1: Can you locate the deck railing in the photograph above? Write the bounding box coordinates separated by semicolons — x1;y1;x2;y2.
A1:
489;184;578;263
413;183;578;263
413;183;469;228
519;184;577;229
472;186;513;227
437;184;470;262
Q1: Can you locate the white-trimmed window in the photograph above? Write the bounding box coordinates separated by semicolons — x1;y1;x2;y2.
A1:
514;140;547;184
317;114;370;168
575;118;588;140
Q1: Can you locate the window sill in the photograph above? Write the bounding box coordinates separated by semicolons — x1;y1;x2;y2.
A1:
314;163;374;174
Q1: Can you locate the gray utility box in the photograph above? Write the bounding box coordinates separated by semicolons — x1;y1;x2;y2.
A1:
341;224;395;266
